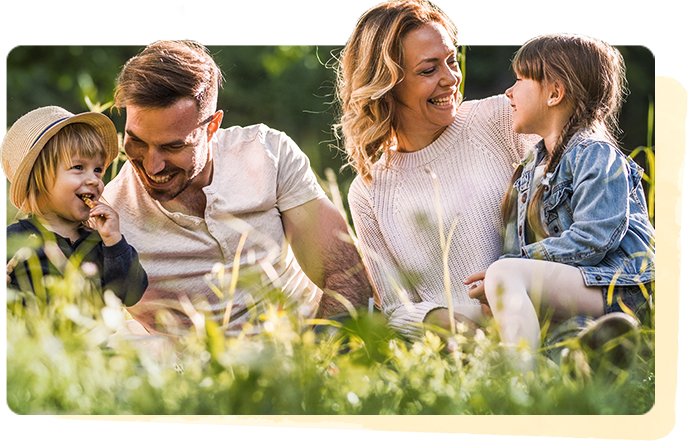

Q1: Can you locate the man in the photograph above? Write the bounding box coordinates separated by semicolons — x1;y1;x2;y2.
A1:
104;40;373;336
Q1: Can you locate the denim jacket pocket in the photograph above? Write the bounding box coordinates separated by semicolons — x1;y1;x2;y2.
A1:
515;172;530;194
598;248;625;274
542;183;573;235
628;161;651;215
595;243;654;285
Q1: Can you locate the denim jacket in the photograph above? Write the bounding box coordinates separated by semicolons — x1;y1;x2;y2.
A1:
502;129;655;286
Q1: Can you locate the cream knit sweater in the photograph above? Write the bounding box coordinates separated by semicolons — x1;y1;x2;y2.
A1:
348;95;537;340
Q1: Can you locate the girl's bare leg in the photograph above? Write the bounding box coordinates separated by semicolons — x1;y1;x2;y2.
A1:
483;258;605;366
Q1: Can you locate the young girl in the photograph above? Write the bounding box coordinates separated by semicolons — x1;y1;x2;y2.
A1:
465;34;655;368
3;106;147;307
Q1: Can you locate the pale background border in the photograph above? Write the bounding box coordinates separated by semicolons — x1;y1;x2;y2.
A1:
0;0;688;441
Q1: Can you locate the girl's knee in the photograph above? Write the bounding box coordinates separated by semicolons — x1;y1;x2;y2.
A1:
485;258;522;287
484;258;536;308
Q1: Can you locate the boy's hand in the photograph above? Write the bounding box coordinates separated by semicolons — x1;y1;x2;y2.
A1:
464;270;492;316
0;262;12;288
89;201;122;246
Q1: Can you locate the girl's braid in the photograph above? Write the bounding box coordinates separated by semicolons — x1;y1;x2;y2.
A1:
526;102;587;240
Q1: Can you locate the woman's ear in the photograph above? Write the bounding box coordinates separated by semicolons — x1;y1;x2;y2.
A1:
546;80;566;107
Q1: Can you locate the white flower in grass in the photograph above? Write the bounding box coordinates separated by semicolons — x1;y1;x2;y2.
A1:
81;262;98;277
101;291;124;330
347;391;360;405
63;304;81;321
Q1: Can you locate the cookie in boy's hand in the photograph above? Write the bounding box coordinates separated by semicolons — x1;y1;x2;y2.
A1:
79;194;96;209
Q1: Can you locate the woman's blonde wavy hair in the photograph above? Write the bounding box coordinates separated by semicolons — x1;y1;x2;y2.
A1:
335;0;457;183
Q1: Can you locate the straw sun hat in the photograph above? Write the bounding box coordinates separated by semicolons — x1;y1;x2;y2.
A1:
1;106;119;210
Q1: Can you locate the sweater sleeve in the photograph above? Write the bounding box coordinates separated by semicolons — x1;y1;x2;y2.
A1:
348;179;445;341
101;236;148;307
480;95;539;163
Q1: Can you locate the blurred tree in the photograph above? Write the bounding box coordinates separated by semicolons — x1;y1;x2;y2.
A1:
0;0;654;230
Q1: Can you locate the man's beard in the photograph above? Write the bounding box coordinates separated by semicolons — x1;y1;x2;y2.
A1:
131;160;192;203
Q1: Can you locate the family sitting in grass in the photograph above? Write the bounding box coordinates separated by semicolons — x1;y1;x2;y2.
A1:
3;0;654;373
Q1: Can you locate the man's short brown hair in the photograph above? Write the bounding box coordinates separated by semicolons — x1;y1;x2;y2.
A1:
114;40;223;119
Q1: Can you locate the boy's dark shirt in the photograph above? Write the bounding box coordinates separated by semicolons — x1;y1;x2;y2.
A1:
7;218;147;306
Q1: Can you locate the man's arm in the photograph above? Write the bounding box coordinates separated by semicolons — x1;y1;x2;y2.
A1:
282;196;374;318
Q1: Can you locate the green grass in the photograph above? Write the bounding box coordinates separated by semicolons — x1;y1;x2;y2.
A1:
6;257;655;415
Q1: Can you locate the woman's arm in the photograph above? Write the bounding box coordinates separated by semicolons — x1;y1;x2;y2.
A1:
348;180;448;340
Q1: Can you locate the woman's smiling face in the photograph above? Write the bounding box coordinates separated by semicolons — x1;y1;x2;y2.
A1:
392;21;461;150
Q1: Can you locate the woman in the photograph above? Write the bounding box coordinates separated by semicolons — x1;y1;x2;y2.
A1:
336;0;536;340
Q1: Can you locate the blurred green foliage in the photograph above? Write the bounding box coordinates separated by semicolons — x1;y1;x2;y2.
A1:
0;0;654;226
7;246;655;415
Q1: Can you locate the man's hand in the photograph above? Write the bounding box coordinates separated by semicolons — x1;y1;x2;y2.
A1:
282;197;374;318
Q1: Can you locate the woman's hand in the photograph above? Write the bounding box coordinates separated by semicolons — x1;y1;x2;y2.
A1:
424;308;482;354
424;308;480;336
464;270;492;316
89;201;123;247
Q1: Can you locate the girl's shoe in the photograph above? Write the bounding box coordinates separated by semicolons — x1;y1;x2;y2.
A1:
543;312;640;376
576;312;640;373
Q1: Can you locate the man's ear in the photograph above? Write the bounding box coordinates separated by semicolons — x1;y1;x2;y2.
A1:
206;110;224;141
546;80;566;107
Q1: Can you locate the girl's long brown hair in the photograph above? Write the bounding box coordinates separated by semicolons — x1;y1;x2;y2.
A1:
501;34;628;241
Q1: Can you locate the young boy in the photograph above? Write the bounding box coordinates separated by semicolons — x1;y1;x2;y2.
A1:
3;106;147;306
